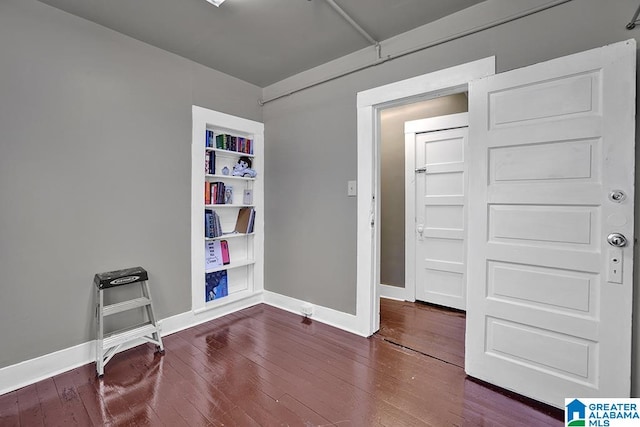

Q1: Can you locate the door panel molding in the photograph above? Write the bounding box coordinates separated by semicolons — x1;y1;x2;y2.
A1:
406;113;469;310
466;39;636;407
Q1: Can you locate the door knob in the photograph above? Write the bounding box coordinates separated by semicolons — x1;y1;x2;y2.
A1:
607;233;628;247
609;190;627;203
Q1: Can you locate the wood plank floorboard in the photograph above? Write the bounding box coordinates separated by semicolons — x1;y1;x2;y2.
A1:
378;299;465;367
0;301;563;426
16;384;44;427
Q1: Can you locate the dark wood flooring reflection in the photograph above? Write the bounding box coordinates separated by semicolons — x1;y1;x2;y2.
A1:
378;299;466;368
0;302;563;426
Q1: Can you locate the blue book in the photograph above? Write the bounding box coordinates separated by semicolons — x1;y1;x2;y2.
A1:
205;270;228;302
205;209;215;238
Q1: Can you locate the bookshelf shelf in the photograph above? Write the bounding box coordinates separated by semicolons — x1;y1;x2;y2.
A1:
205;174;255;182
205;147;255;158
205;233;254;241
204;204;254;209
192;106;263;314
205;259;256;274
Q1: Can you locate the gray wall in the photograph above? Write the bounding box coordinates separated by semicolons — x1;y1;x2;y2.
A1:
0;0;261;369
380;95;468;288
263;0;640;394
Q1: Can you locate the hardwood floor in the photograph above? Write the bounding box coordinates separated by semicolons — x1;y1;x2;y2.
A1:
0;302;563;426
378;299;465;368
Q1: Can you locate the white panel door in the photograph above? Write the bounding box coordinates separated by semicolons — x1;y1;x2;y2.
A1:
411;123;468;310
466;40;636;407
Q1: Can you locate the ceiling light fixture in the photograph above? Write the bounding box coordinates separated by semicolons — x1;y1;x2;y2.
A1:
205;0;226;7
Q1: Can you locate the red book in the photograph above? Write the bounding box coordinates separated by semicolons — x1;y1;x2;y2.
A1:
204;182;211;205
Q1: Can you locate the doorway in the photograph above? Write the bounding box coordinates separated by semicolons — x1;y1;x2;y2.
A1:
357;41;636;408
379;96;468;304
377;98;470;363
354;56;495;337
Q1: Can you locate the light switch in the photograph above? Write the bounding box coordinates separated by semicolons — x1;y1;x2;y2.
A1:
347;180;357;197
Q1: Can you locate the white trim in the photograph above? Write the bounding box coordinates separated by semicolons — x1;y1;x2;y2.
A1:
379;284;407;301
356;57;495;336
404;112;469;134
0;294;263;396
0;290;370;395
263;291;364;337
163;292;264;335
191;105;265;315
0;341;93;396
263;0;566;102
404;129;417;304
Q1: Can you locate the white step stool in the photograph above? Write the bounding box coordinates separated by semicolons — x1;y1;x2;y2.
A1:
94;266;164;377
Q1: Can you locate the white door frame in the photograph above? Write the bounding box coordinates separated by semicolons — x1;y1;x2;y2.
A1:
405;113;469;307
355;57;495;336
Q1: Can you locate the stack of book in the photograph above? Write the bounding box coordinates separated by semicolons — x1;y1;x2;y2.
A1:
204;150;216;174
205;182;232;205
215;134;253;155
205;209;223;238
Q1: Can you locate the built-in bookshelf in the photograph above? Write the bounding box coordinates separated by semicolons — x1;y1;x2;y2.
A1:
191;106;264;314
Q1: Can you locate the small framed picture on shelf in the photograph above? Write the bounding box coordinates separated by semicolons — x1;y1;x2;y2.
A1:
243;189;253;205
224;186;233;204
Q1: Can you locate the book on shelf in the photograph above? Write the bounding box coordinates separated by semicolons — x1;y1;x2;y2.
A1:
220;240;230;265
208;150;216;174
214;133;254;154
235;207;251;233
215;134;226;150
205;209;222;238
207;181;227;205
215;210;222;236
243;189;253;205
205;182;211;205
205;130;212;148
205;270;228;302
219;181;226;204
248;209;256;233
205;240;224;269
235;207;256;234
210;182;218;205
205;209;214;237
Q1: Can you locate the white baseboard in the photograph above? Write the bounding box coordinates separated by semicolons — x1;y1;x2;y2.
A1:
160;292;263;336
262;291;366;337
0;341;94;397
0;291;362;395
380;283;407;301
0;293;263;396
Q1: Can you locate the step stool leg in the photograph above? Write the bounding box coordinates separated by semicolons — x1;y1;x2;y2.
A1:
141;280;164;353
95;287;105;377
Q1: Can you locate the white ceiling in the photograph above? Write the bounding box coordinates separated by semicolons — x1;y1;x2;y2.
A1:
37;0;485;87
